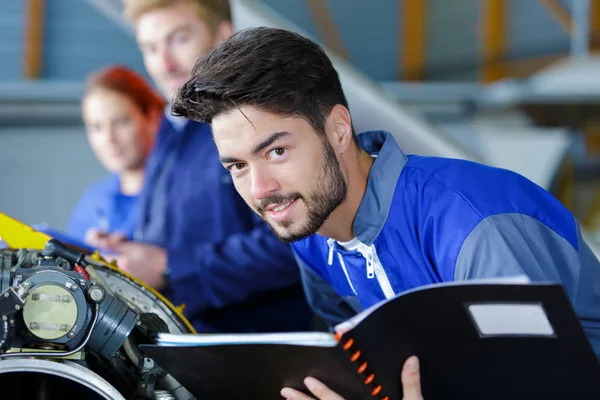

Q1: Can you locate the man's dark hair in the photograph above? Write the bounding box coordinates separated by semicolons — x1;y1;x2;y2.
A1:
172;27;354;139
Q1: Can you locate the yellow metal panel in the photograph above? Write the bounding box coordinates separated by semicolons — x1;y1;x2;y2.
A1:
0;212;52;249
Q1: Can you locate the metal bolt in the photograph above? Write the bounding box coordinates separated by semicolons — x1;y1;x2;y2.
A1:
1;316;7;321
31;293;40;301
67;331;75;338
14;305;20;310
3;292;8;298
22;282;30;289
30;322;38;330
88;287;104;303
59;324;68;332
79;279;86;287
70;284;78;292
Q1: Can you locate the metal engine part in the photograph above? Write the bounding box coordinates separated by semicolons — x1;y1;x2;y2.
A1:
0;266;139;361
87;258;192;336
0;358;126;400
0;225;196;400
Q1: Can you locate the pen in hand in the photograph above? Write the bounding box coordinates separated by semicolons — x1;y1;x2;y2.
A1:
96;207;110;235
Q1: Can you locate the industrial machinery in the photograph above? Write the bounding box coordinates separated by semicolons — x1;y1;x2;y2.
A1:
0;213;196;399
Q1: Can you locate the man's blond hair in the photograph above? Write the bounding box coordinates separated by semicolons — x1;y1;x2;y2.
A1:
124;0;231;31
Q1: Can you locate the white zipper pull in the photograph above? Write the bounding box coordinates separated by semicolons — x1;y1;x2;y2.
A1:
358;244;375;279
366;250;375;279
327;238;334;265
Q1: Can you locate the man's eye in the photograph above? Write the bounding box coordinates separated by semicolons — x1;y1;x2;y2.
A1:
228;163;246;171
267;148;286;160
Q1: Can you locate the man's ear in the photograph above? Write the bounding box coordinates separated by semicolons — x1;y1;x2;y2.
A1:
326;104;354;154
214;21;234;44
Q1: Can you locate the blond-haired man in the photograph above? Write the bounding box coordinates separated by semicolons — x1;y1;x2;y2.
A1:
92;0;314;334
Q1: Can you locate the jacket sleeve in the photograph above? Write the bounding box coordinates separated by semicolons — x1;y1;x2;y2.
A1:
65;187;98;241
293;249;362;329
453;213;596;302
163;216;302;315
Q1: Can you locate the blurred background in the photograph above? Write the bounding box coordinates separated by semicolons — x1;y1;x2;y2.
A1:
0;0;599;252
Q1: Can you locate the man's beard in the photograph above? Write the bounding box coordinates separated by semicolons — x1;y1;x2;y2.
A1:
255;140;347;243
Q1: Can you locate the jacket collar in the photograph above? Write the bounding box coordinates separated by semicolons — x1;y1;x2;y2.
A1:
164;104;188;132
353;131;407;245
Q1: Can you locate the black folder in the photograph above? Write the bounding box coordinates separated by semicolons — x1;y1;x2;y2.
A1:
140;281;600;399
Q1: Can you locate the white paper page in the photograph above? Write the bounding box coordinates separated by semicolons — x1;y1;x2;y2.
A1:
156;332;338;347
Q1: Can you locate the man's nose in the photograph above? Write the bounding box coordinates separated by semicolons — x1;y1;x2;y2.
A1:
158;48;178;73
250;166;279;200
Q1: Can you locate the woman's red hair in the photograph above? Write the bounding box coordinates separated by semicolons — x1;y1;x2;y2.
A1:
84;65;166;115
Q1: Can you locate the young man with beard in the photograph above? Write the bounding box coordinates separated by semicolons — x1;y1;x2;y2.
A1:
89;1;314;334
172;27;600;399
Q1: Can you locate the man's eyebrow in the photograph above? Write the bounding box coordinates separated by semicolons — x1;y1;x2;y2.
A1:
252;131;291;155
219;156;242;164
219;132;291;164
138;25;190;47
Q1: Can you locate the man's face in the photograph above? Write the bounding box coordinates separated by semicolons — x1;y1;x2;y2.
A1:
135;1;217;101
212;106;347;242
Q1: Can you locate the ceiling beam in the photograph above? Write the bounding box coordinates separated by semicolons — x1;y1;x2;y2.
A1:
481;0;506;82
23;0;45;79
400;0;426;81
304;0;349;59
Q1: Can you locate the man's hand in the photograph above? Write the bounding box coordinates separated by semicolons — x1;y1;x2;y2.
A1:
84;228;127;249
280;356;423;400
111;242;168;290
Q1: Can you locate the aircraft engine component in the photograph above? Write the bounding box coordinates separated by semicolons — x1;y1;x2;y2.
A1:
0;229;195;400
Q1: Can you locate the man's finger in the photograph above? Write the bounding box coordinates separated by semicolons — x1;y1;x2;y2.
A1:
401;356;423;400
106;233;127;248
304;377;344;400
280;378;344;400
113;256;131;272
84;229;109;248
280;387;315;399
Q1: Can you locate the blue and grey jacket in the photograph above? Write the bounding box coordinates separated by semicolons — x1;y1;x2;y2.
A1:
292;130;600;356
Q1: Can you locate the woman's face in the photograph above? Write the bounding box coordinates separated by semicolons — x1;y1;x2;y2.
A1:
82;89;157;173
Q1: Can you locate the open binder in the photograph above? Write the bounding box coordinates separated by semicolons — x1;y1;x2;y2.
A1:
140;280;600;399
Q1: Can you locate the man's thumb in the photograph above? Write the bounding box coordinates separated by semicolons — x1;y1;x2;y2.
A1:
401;356;423;400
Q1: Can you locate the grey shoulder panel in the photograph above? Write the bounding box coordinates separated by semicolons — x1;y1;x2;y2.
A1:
454;213;581;298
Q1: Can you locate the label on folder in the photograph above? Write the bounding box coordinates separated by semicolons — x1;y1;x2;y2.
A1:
468;303;555;336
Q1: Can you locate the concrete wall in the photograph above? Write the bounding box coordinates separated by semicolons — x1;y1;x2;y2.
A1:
0;126;107;229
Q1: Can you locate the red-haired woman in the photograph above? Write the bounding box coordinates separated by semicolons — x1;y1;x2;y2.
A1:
66;65;164;247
